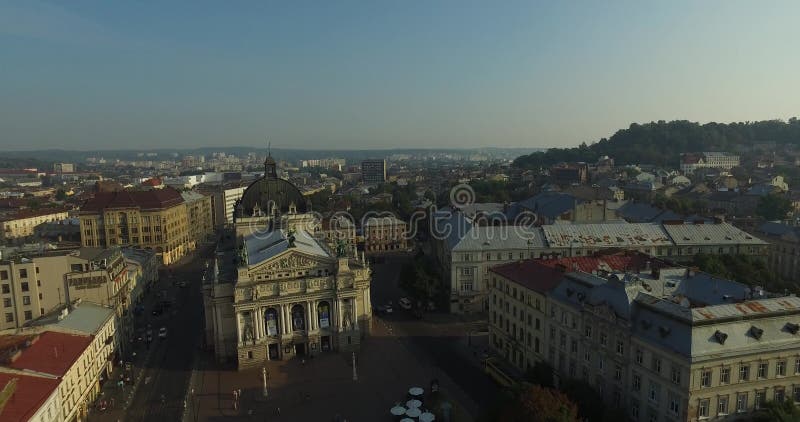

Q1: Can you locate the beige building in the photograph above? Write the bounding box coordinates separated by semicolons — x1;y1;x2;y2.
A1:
363;216;408;254
488;253;800;421
182;190;214;249
203;155;372;369
0;248;133;342
0;208;70;244
79;188;191;265
448;221;767;314
757;221;800;283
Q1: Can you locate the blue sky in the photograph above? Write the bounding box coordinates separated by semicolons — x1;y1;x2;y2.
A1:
1;0;799;151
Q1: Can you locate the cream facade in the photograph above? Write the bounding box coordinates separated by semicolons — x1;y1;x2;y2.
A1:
488;255;800;422
363;216;408;254
0;209;69;243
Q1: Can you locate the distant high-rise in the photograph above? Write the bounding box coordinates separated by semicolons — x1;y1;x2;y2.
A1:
361;159;386;184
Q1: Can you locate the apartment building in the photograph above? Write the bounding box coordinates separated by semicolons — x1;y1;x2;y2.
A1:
488;253;800;421
756;221;800;282
448;221;767;314
0;371;62;421
79;188;190;265
680;152;740;175
363;216;408;254
0;329;113;422
0;208;70;244
181;190;214;248
361;159;386;184
0;248;133;339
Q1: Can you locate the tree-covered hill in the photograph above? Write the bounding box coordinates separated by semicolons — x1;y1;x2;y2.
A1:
513;118;800;169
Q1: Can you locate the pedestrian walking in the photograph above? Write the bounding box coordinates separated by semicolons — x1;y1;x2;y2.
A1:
276;407;281;416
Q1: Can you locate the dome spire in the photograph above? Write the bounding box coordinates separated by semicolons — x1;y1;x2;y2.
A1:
264;139;277;179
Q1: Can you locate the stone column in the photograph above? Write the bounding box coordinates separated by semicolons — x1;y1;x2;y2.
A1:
236;312;242;344
337;299;343;329
283;304;291;334
352;297;359;331
256;308;264;339
306;301;313;331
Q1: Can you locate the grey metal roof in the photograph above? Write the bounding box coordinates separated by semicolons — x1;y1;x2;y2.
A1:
542;223;672;248
452;226;546;252
662;222;765;246
244;228;330;267
431;210;472;251
508;192;578;220
35;302;114;335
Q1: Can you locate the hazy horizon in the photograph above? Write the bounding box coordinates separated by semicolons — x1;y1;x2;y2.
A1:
2;1;799;151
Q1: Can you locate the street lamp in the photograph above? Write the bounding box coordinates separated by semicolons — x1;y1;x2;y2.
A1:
262;367;269;398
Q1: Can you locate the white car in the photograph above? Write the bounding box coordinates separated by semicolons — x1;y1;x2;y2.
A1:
158;327;168;339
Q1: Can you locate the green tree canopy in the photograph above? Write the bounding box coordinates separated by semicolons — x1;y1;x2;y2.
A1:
756;193;792;221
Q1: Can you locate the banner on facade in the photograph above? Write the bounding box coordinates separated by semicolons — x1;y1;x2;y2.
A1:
266;311;278;336
319;304;330;328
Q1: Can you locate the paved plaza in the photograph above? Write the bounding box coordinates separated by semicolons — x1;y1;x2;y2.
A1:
186;316;475;421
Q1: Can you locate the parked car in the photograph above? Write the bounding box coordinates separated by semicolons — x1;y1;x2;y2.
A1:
178;281;188;288
151;306;163;316
384;304;394;314
398;297;412;310
158;327;168;339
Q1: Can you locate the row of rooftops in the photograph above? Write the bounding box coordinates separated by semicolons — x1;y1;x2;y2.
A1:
490;252;799;357
448;220;764;252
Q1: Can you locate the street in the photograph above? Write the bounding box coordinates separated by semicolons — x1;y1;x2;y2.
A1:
89;245;212;422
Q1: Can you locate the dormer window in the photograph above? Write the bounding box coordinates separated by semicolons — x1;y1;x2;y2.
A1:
749;326;764;340
714;330;728;344
785;323;800;335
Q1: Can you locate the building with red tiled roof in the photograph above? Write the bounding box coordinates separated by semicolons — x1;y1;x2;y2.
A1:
0;329;113;422
0;372;61;422
79;187;191;265
4;331;92;377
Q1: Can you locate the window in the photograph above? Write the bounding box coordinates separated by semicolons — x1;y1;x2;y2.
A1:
570;340;578;354
755;390;765;409
616;340;624;355
698;398;709;418
635;349;643;365
652;357;662;373
738;364;749;381
1;285;7;294
20;282;29;292
585;325;592;338
600;332;608;346
614;365;622;381
720;367;730;384
631;402;640;419
671;367;681;384
550;327;555;340
4;313;12;323
2;298;10;308
19;268;27;278
535;318;540;330
736;393;748;412
775;387;785;403
22;296;30;305
632;373;641;391
777;360;786;376
717;395;729;415
701;370;711;387
23;310;32;320
668;393;681;417
648;382;659;403
0;271;7;280
795;358;800;375
794;386;800;403
598;357;604;371
559;332;566;349
757;362;768;379
584;351;591;363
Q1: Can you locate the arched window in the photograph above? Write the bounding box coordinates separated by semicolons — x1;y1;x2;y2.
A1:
291;304;305;331
317;301;331;329
264;308;279;336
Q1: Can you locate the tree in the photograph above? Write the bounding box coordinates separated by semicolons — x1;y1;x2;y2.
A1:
751;399;800;422
495;385;580;422
524;361;555;388
55;189;67;201
756;193;792;221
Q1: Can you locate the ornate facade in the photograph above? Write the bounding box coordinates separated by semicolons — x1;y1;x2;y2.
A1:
203;154;372;369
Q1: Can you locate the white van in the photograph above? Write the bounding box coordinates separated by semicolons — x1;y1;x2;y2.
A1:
398;297;412;310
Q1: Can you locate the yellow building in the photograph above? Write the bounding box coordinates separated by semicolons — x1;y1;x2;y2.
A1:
79;188;190;265
363;216;408;254
0;208;69;244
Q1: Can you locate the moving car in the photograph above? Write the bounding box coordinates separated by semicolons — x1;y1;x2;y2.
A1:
178;281;188;288
158;327;168;339
398;297;412;310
